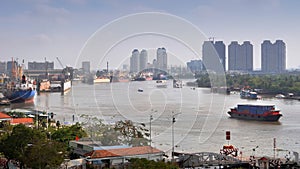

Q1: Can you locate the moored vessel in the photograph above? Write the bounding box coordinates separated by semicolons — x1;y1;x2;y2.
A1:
4;75;36;103
228;104;282;121
156;80;168;88
93;77;111;83
240;89;258;99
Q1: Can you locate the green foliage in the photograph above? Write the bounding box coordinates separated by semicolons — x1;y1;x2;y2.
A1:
197;73;300;95
0;124;44;163
5;111;26;118
51;122;87;144
126;158;179;169
0;124;66;168
24;140;65;169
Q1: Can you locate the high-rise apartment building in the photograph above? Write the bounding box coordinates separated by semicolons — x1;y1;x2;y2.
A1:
202;41;226;71
228;41;253;72
82;61;90;74
130;49;140;73
156;47;167;71
261;40;286;73
139;49;148;71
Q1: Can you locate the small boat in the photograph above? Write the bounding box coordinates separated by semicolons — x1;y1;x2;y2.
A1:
228;104;282;121
93;77;111;83
240;89;258;99
138;88;143;92
173;79;182;88
275;94;285;99
94;68;111;83
156;80;167;88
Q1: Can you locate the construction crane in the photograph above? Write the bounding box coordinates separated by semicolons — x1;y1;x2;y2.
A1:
56;57;65;69
56;57;73;80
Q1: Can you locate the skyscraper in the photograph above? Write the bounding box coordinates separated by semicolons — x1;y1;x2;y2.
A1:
82;61;90;74
261;40;286;73
139;49;148;71
202;41;226;71
214;41;226;70
156;47;167;71
228;41;253;72
130;49;139;73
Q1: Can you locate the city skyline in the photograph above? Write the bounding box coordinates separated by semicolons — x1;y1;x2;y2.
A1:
0;39;288;73
1;1;300;70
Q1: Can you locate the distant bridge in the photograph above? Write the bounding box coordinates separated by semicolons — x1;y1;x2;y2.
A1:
175;152;248;168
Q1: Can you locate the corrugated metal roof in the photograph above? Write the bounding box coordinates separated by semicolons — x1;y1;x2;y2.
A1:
0;112;11;120
10;118;34;124
85;146;163;159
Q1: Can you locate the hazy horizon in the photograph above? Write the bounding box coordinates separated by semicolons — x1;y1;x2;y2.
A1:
1;0;299;70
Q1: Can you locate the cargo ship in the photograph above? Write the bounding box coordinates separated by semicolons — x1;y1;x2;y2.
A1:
4;75;36;103
228;104;282;121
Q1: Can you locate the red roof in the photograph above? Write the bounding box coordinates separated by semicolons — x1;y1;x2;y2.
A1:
10;118;34;124
0;112;11;120
85;146;163;159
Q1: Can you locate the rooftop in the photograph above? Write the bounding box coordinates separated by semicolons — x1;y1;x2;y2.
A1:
10;118;34;125
85;146;163;159
0;112;11;121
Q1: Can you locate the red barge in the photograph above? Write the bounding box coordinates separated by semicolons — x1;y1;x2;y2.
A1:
228;104;282;121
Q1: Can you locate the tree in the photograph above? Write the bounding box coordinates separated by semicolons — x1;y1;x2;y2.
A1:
51;122;87;145
79;115;121;146
25;140;66;169
0;124;65;169
114;120;149;146
0;124;43;168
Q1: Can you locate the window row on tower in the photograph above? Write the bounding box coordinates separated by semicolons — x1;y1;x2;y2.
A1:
202;40;286;73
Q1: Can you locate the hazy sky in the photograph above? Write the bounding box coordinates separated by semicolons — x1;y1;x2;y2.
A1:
1;0;299;70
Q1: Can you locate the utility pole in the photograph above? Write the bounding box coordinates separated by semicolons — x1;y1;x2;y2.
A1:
150;115;153;148
171;111;181;162
149;115;153;160
172;115;175;161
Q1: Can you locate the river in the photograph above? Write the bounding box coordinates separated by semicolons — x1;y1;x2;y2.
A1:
3;80;300;159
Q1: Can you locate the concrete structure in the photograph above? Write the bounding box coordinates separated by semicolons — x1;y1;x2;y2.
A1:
28;61;54;70
139;49;148;71
69;140;130;156
6;61;18;77
70;140;164;168
84;146;164;168
202;41;226;71
156;47;168;71
261;40;286;73
186;59;204;73
82;61;90;74
130;49;139;73
0;62;6;74
215;41;226;70
228;41;253;72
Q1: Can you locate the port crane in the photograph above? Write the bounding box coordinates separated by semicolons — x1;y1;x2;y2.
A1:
56;57;72;80
56;57;65;69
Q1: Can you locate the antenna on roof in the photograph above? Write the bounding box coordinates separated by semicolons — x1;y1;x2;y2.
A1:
209;37;216;42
